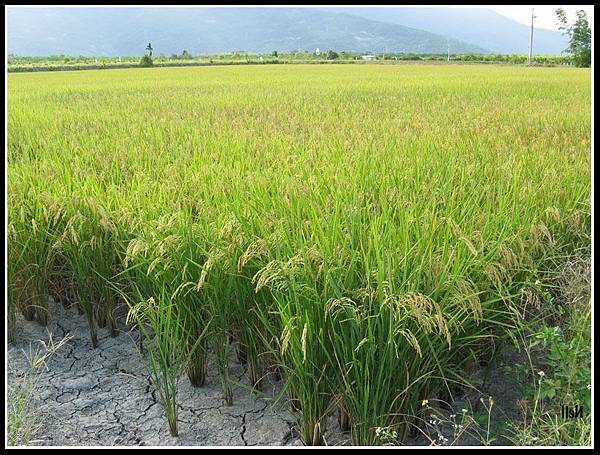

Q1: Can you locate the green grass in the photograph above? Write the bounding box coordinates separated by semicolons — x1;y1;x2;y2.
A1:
7;64;591;445
505;253;592;446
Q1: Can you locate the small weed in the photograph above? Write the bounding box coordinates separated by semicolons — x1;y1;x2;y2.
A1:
7;333;72;446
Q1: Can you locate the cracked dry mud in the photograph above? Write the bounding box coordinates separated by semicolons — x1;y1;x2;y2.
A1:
8;298;527;447
7;301;350;446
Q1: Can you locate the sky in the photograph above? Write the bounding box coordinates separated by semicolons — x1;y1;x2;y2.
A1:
485;5;593;31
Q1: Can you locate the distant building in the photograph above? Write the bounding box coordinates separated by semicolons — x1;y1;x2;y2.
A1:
315;48;321;55
362;55;376;61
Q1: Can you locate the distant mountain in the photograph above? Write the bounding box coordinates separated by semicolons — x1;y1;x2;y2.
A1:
7;7;487;56
326;7;569;55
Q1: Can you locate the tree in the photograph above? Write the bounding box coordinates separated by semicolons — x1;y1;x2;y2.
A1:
324;50;339;60
180;50;191;59
146;42;153;57
140;55;153;67
140;42;154;67
556;8;591;67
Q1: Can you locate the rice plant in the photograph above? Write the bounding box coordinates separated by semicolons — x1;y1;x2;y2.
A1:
123;285;187;437
7;64;591;444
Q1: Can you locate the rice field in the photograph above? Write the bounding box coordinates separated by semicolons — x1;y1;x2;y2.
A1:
7;64;591;445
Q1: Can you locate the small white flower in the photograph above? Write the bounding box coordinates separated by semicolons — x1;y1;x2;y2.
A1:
538;370;545;377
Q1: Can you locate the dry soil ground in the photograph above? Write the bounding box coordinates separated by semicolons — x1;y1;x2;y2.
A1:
6;298;535;447
7;301;354;446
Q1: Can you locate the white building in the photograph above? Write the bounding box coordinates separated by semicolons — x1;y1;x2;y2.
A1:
362;55;376;61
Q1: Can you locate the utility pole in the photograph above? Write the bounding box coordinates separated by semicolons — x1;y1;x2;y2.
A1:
528;8;535;65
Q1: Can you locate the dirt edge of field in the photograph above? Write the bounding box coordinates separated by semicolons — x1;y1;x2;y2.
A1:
4;297;522;447
7;301;316;446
